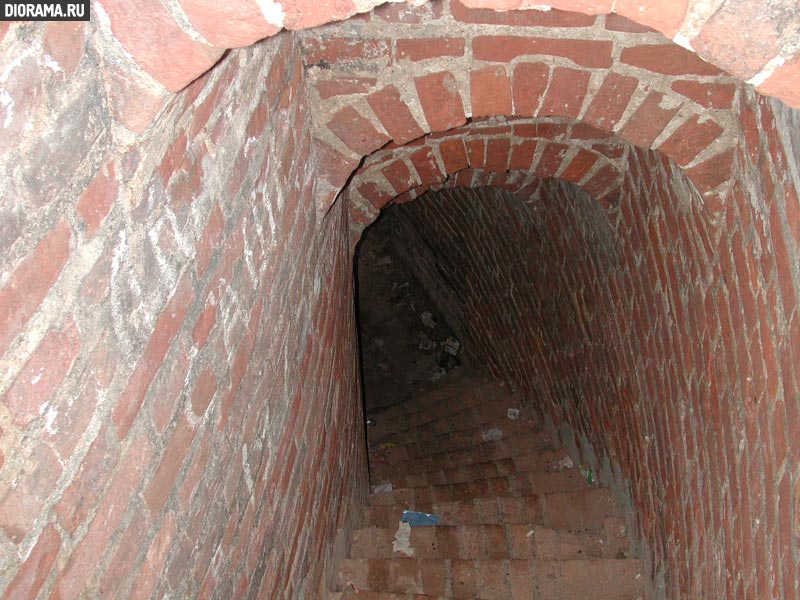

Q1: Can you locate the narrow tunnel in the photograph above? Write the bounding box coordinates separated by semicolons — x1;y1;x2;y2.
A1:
1;1;799;599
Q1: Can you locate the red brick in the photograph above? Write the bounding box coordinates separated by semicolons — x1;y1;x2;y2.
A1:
583;163;620;198
3;318;81;428
615;0;688;37
97;0;223;92
76;160;117;237
582;72;639;131
658;114;725;166
397;37;464;62
2;524;60;599
471;66;512;118
473;36;613;68
176;0;280;47
692;0;780;79
535;143;569;177
604;13;657;33
451;0;598;25
438;138;469;174
55;426;117;533
196;204;224;279
415;71;466;133
367;85;424;145
315;141;360;189
539;67;591;120
43;22;86;76
561;149;600;183
671;80;736;110
508;140;538;171
372;1;443;23
0;443;62;544
52;437;152;599
144;416;197;516
112;273;194;440
315;76;377;99
98;506;149;597
686;148;735;193
102;64;167;133
191;367;218;417
484;138;511;172
619;91;681;148
282;0;356;29
192;299;217;349
409;147;444;183
382;159;418;195
303;36;390;67
758;53;800;109
620;43;723;76
327;106;391;156
0;220;72;356
511;62;550;117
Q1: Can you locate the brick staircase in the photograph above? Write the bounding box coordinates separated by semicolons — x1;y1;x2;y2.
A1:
335;373;645;599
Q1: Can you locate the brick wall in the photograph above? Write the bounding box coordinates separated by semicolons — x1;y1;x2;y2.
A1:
0;24;366;599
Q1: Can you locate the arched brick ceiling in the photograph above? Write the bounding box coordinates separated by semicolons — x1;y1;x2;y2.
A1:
92;0;800;118
305;6;742;221
343;118;627;237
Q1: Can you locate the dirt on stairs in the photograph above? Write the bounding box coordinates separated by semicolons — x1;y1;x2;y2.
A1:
334;373;645;599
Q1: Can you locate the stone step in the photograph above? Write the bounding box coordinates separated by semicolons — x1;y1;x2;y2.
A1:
371;451;573;489
364;488;618;532
369;469;594;505
338;557;645;599
372;378;500;424
369;389;525;444
350;519;631;561
372;415;539;461
368;429;555;473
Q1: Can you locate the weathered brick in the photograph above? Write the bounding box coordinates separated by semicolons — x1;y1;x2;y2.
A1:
177;0;280;47
0;443;62;544
658;114;725;166
539;67;591;119
367;85;424;144
3;318;81;428
327;106;391;156
0;220;72;356
473;36;613;68
2;524;61;598
614;0;688;37
671;80;736;110
618;91;681;148
76;160;118;237
397;37;464;62
471;66;512;118
97;0;223;92
112;273;194;440
582;72;639;131
511;62;550;117
414;71;466;132
620;43;723;76
303;36;390;67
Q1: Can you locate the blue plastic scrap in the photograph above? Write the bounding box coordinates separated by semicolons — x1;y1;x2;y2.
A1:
401;510;441;527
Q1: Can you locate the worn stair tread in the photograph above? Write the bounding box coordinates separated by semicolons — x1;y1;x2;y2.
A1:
370;429;554;467
339;557;645;599
371;378;501;423
350;519;631;560
370;450;572;488
369;469;595;505
369;391;527;443
365;488;619;531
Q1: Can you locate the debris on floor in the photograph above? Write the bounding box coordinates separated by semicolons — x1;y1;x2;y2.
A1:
401;510;441;527
579;465;596;486
392;521;414;556
481;427;504;442
548;455;574;471
443;337;460;355
420;311;437;329
372;482;393;493
366;418;377;428
507;407;520;420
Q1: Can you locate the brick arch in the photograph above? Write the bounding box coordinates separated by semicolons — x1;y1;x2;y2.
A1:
94;0;800;132
343;118;626;236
